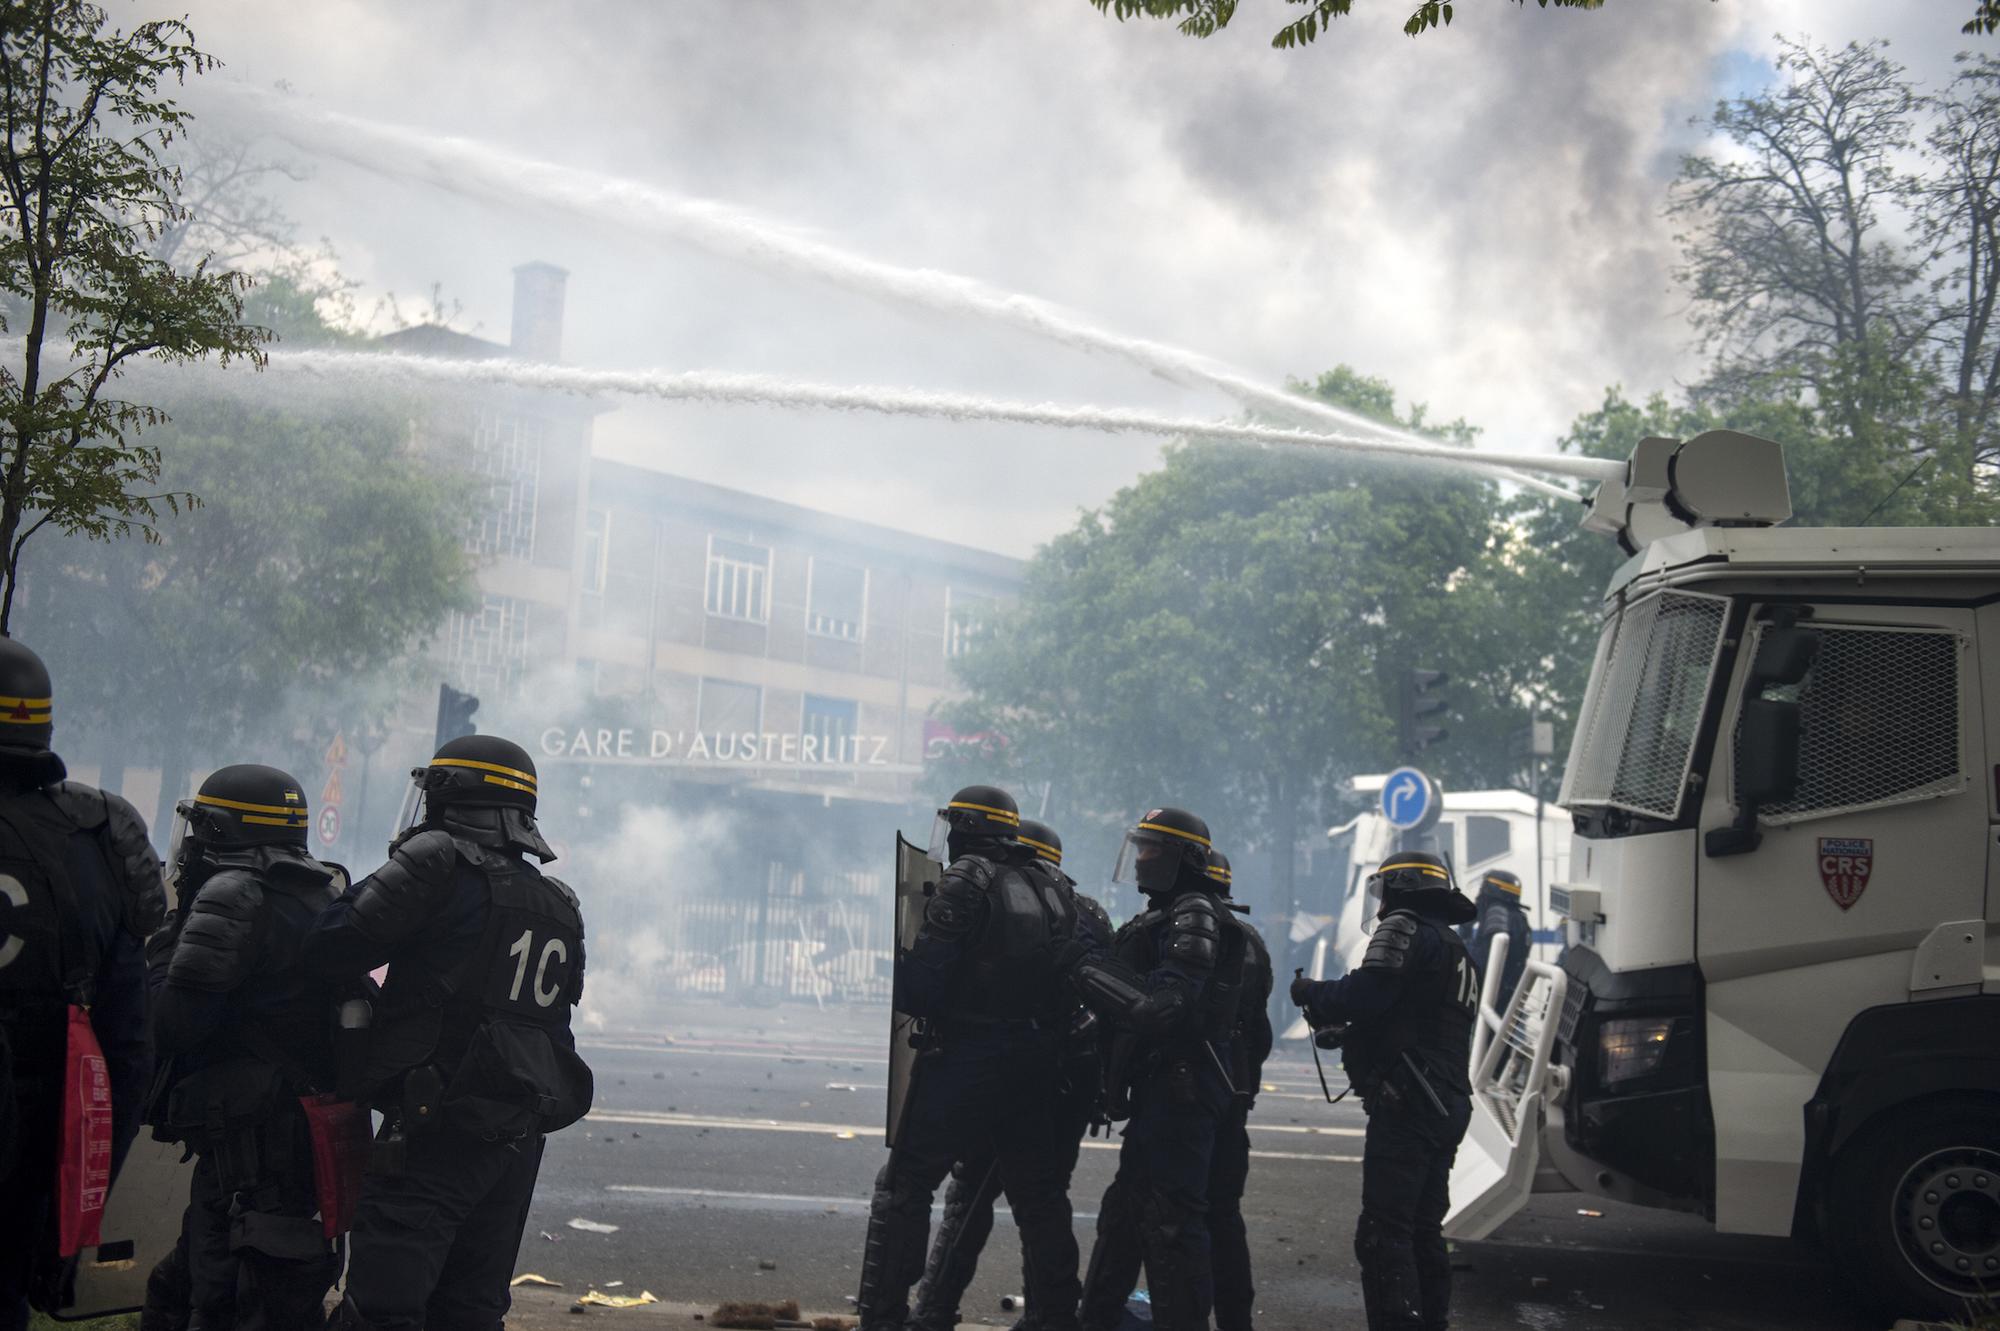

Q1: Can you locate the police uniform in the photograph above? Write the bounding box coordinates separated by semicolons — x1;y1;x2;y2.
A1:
143;765;347;1329
0;638;164;1331
1468;871;1530;1014
1206;853;1272;1331
309;736;592;1331
910;822;1107;1331
1292;853;1477;1331
859;788;1084;1331
1068;808;1241;1331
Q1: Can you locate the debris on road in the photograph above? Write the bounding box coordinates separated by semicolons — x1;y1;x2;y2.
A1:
567;1217;621;1234
1575;1208;1603;1218
711;1298;801;1328
511;1273;563;1288
758;1258;779;1270
578;1288;659;1308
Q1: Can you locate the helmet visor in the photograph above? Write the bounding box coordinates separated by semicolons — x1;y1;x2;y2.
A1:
164;803;197;909
393;770;429;843
1361;872;1384;934
926;810;954;864
1112;830;1177;892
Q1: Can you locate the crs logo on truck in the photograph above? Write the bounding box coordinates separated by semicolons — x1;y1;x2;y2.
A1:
1817;837;1873;911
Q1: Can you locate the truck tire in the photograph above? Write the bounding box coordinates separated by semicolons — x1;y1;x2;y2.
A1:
1824;1095;2000;1321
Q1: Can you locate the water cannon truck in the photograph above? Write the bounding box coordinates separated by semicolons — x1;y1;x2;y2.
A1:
1446;430;2000;1321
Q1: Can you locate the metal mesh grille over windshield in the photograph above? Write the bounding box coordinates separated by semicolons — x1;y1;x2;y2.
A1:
1748;625;1965;824
1560;591;1729;821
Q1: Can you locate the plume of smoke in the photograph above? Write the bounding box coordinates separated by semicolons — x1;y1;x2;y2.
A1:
256;349;1618;485
197;85;1572;498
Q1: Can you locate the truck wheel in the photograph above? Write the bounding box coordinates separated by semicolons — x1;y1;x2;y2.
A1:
1825;1096;2000;1321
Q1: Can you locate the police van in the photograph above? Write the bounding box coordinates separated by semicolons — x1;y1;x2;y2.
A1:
1447;432;2000;1321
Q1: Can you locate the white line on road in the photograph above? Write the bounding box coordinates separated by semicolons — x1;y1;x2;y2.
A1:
604;1183;1103;1220
584;1110;1360;1161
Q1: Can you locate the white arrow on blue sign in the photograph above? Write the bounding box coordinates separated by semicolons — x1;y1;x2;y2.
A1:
1380;766;1438;830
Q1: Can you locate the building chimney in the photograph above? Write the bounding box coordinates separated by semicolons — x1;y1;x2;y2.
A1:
510;261;567;362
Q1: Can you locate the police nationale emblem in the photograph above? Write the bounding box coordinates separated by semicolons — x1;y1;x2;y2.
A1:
1818;837;1873;911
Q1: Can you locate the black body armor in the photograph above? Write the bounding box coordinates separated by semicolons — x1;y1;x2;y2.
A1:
945;854;1078;1023
1343;910;1476;1096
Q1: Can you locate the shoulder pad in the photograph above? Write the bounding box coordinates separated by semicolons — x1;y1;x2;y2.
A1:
1166;891;1220;969
53;784;165;938
351;829;460;941
167;869;265;993
942;854;997;890
1075;893;1113;940
540;874;584;927
1362;911;1422;972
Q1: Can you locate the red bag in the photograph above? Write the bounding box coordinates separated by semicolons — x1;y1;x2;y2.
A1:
299;1094;370;1239
57;1004;112;1256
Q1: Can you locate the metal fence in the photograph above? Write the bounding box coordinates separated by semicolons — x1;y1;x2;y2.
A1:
645;868;896;1005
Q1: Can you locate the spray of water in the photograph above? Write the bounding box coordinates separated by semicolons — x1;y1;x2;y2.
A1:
262;349;1625;485
204;86;1580;503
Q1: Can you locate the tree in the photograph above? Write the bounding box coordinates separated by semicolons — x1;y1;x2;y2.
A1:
1086;0;1607;48
935;367;1521;917
15;271;475;834
0;0;265;633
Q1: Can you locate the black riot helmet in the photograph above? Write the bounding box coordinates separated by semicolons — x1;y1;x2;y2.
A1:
1113;806;1211;897
1478;869;1524;901
167;764;309;900
928;783;1020;863
0;637;60;782
1368;850;1476;926
395;733;555;861
1204;848;1233;895
1017;818;1063;868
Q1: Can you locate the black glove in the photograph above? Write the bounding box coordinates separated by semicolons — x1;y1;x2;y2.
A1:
1289;971;1315;1011
1054;932;1100;976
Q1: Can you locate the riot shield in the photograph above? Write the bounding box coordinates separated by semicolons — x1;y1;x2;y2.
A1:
56;1135;195;1318
886;832;942;1148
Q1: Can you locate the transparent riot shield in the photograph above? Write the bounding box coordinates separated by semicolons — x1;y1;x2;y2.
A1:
887;833;942;1148
57;1135;195;1318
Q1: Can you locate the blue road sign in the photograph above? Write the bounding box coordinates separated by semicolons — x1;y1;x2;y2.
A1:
1381;766;1438;831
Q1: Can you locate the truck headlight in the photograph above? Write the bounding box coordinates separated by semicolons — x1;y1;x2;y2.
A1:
1598;1017;1673;1086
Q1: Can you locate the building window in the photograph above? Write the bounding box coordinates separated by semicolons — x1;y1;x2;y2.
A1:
801;694;859;764
945;588;992;659
705;535;771;623
697;677;762;735
581;508;610;595
441;594;532;698
466;410;543;561
807;559;867;641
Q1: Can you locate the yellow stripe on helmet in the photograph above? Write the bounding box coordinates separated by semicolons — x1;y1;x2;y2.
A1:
1380;860;1449;879
0;710;52;725
480;774;537;794
1485;875;1523;895
1138;821;1212;848
240;812;310;827
1205;865;1233;884
433;757;538;789
949;800;1020;825
1018;835;1062;863
198;794;309;818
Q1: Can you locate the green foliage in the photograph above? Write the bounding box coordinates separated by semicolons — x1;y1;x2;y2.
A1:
15;278;476;810
937;367;1512;907
1969;1;2000;36
1086;0;1606;48
0;1;267;632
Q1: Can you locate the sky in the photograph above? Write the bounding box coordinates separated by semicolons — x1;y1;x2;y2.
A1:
173;0;1984;558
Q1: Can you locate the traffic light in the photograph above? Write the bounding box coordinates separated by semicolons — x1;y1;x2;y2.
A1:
434;683;480;751
1400;667;1450;758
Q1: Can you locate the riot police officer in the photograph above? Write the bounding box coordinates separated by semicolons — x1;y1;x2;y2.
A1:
307;735;593;1331
0;638;163;1331
1206;851;1271;1331
1065;807;1241;1331
911;819;1108;1331
1290;852;1477;1331
1469;870;1530;1014
143;765;347;1329
859;787;1083;1331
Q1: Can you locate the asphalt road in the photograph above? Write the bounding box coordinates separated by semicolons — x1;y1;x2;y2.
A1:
510;1002;1881;1331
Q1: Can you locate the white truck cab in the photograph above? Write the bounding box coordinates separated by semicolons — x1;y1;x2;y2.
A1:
1447;433;2000;1320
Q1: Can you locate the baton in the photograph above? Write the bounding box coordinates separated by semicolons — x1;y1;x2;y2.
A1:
1399;1050;1449;1118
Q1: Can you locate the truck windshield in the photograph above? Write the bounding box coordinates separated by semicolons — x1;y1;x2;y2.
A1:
1559;589;1730;822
